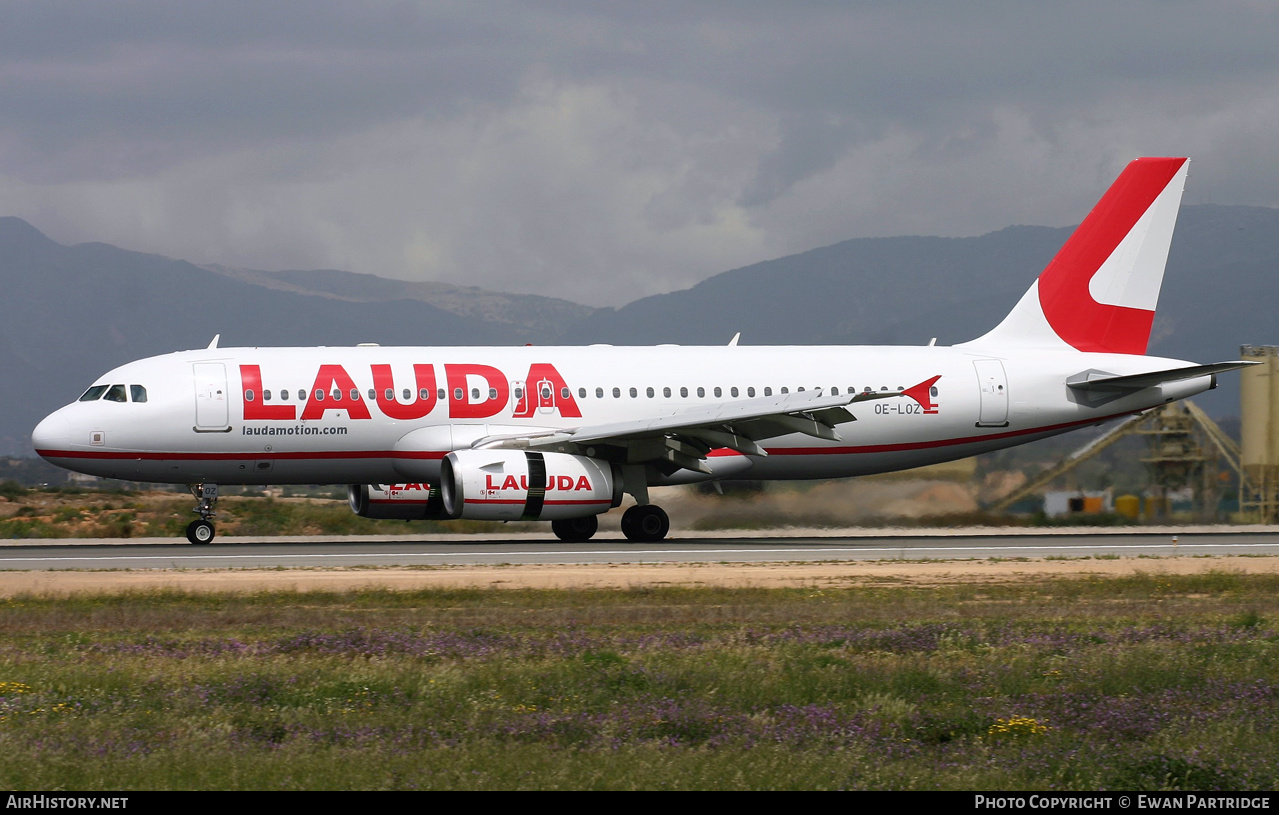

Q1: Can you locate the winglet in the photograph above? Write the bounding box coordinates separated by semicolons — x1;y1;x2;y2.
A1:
902;375;941;413
207;334;220;350
728;332;741;347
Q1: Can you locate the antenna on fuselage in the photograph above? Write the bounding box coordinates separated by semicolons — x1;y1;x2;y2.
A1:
207;334;220;350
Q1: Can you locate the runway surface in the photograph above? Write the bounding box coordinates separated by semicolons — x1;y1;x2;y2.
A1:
5;529;1279;570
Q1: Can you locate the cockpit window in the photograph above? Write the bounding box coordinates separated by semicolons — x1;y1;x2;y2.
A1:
79;385;109;402
130;385;148;403
103;384;128;403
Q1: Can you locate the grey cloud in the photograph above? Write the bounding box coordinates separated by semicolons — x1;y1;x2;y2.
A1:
2;1;1279;306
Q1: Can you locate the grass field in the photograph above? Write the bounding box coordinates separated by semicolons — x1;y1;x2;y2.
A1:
0;483;521;539
2;572;1278;790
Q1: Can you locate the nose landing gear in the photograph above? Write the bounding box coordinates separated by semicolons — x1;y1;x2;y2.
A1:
186;483;219;544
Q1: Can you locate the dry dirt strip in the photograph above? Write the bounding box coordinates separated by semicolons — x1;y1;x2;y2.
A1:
3;555;1279;596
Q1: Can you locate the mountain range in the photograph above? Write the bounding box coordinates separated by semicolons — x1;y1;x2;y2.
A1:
3;206;1276;457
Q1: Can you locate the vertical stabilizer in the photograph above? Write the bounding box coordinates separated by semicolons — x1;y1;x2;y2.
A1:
962;157;1189;354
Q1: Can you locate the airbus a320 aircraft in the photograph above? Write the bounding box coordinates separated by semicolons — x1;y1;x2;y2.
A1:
32;157;1251;544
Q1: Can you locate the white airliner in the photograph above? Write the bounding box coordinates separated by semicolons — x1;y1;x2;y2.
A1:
32;157;1252;544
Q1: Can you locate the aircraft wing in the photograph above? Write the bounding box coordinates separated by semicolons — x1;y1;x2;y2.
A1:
1067;361;1259;393
470;385;922;474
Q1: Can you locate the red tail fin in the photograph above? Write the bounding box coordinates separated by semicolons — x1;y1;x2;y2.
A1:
963;157;1189;355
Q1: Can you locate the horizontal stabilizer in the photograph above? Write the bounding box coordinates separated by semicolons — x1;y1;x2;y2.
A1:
1067;361;1259;393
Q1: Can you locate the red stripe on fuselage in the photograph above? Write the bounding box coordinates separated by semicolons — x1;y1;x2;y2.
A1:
756;411;1139;456
36;409;1140;466
33;449;447;461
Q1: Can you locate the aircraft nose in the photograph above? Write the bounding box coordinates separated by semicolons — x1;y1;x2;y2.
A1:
31;411;71;456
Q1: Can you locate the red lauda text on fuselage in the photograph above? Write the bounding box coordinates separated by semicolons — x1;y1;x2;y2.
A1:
240;363;582;422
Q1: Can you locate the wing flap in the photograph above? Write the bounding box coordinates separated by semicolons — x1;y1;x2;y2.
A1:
475;389;858;450
471;376;941;469
470;389;866;463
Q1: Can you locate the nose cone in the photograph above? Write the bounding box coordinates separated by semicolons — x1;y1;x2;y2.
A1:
31;410;71;457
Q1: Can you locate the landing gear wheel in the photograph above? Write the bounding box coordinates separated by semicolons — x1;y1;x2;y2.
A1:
186;520;215;545
552;516;599;542
621;505;669;543
186;483;219;545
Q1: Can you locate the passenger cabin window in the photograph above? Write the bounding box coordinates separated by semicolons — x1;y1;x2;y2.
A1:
561;387;570;399
714;387;722;397
764;387;772;396
629;387;638;398
104;384;127;403
680;387;688;398
613;387;621;398
244;389;255;402
263;389;272;402
747;387;755;397
579;388;587;399
79;385;108;402
697;387;705;397
646;387;654;398
421;388;431;400
596;387;604;398
730;387;739;397
280;390;289;401
663;387;671;397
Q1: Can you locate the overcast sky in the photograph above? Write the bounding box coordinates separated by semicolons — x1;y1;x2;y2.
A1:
3;1;1278;306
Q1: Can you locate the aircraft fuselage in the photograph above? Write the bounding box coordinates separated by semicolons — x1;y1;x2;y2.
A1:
33;343;1212;486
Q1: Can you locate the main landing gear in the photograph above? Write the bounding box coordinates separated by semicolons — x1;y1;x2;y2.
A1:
551;516;598;542
186;483;219;545
549;505;671;543
620;504;669;543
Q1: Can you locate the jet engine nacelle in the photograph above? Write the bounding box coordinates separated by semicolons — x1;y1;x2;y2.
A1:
439;450;623;521
348;483;446;520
